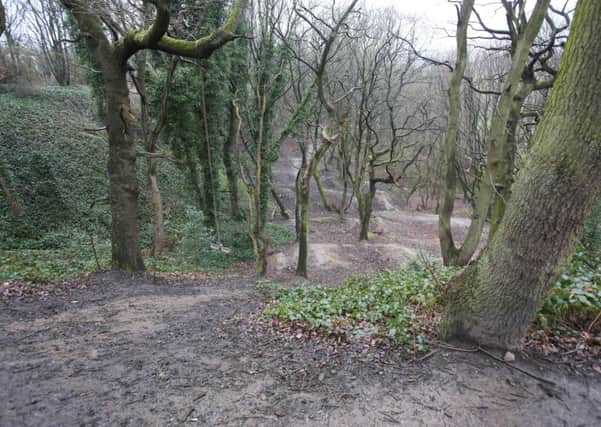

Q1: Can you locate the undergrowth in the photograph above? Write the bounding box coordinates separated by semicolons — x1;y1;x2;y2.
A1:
259;262;458;353
260;254;600;354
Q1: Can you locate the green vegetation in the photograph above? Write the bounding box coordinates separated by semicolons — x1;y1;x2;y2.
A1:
260;250;600;352
538;201;601;330
0;86;109;248
260;262;459;352
0;85;293;282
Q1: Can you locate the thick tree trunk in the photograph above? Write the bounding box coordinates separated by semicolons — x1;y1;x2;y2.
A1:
440;0;601;349
105;68;145;271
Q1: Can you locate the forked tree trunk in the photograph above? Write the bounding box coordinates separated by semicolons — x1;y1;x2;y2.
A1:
440;0;601;349
295;141;331;278
438;0;551;266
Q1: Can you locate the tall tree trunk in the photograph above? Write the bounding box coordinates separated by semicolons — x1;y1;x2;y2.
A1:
440;0;601;349
359;172;376;241
224;101;241;219
105;67;145;271
137;49;166;258
295;159;310;278
0;168;21;222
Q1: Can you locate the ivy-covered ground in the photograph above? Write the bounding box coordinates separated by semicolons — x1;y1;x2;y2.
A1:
0;86;293;282
257;256;600;365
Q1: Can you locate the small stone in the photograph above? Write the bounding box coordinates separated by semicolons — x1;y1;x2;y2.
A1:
504;351;516;362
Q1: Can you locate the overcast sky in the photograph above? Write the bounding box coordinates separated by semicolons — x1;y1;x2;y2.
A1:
365;0;575;51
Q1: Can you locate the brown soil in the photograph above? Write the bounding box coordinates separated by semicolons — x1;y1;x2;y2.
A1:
2;271;600;426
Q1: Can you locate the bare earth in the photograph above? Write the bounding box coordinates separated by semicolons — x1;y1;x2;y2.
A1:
1;140;600;426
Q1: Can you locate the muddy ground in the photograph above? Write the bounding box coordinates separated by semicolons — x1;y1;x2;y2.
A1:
1;272;600;426
2;140;600;426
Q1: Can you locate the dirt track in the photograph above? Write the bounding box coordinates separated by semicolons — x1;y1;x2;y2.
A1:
2;271;600;427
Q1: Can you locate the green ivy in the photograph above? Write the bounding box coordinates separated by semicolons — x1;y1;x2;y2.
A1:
260;264;458;352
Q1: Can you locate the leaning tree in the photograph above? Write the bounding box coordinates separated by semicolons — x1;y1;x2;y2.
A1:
61;0;246;271
441;0;601;349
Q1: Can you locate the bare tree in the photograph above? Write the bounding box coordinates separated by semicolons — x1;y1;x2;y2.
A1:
27;0;72;85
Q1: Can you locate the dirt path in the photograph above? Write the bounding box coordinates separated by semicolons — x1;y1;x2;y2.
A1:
2;272;600;426
267;140;481;284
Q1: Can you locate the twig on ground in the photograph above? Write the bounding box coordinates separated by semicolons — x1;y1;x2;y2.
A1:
434;342;478;352
477;346;556;386
587;311;601;332
413;349;438;363
178;407;194;423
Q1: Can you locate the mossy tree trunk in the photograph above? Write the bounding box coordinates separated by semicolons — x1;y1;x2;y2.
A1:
441;0;601;349
295;140;331;278
224;100;241;219
295;151;311;278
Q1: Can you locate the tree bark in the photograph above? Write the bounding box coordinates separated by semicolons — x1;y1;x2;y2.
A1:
313;167;334;212
295;158;310;278
224;100;241;219
105;67;146;271
440;0;601;349
359;171;376;241
0;168;21;222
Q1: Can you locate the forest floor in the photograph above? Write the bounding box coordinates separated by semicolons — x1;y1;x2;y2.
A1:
1;140;600;426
